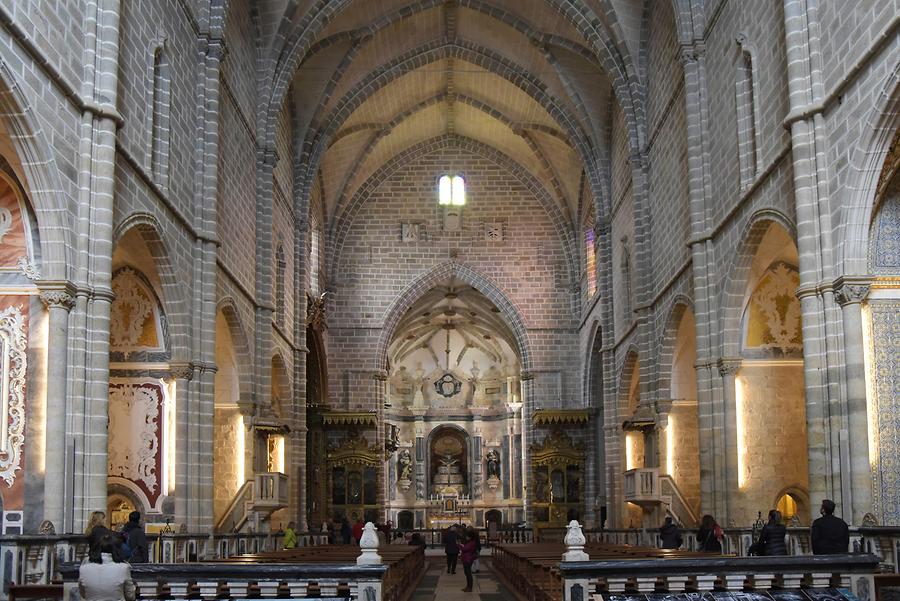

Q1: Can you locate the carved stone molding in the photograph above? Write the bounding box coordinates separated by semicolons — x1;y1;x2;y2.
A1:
717;357;742;377
306;292;328;331
834;283;871;306
0;305;27;486
40;290;75;311
170;362;195;381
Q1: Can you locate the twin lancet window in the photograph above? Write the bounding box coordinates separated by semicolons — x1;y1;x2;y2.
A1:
438;175;466;206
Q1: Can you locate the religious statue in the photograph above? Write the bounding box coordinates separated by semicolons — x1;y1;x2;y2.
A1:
439;453;459;469
398;449;412;481
486;449;501;478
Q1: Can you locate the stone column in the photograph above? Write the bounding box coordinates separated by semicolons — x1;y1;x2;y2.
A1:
717;358;742;525
520;371;534;524
834;280;873;522
39;287;75;531
782;0;844;510
171;362;195;527
69;0;123;529
373;370;389;522
293;344;309;531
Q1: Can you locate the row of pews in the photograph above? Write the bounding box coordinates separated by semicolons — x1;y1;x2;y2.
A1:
491;543;724;601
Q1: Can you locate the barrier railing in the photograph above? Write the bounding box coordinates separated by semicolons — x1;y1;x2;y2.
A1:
57;562;387;601
582;526;900;571
0;530;328;598
559;553;881;601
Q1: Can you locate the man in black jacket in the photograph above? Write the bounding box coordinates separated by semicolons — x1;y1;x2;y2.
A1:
121;511;150;563
811;499;850;554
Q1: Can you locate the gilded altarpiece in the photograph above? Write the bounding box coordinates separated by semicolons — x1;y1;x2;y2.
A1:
530;428;584;527
326;433;380;523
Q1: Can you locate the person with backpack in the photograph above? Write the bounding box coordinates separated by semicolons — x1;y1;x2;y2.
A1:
120;512;149;563
697;514;723;553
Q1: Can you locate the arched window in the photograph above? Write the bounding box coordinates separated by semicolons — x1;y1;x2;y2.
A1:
275;244;286;328
585;226;596;299
309;225;321;295
620;238;633;324
735;35;759;189
438;175;466;206
148;43;171;189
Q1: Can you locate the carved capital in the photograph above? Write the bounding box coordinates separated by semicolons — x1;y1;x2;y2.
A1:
170;362;195;381
834;283;871;306
717;358;742;377
372;370;389;382
40;290;75;311
519;371;534;381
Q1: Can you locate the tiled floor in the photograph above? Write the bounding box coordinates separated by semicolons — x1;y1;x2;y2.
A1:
411;555;514;601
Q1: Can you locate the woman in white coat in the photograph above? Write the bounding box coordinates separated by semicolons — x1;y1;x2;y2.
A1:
79;533;136;601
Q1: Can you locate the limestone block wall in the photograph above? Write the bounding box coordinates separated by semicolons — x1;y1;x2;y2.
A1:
666;402;701;516
734;363;808;525
212;407;244;522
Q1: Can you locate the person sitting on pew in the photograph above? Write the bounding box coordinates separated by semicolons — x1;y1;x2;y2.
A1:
79;533;136;601
408;532;427;548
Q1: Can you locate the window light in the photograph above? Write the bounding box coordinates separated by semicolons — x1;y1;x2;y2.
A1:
438;175;465;206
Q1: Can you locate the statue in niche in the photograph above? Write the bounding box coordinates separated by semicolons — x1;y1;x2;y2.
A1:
412;362;426;407
486;449;501;478
398;449;412;482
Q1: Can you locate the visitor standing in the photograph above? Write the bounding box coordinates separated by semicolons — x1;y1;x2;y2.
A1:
78;533;136;601
443;525;459;574
811;499;850;554
120;512;149;563
471;527;482;573
458;528;478;593
283;521;298;549
752;510;788;556
697;514;723;553
85;511;121;560
660;516;683;549
340;518;352;545
352;516;364;545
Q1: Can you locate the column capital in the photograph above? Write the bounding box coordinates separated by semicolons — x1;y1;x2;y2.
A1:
717;357;742;377
170;362;195;381
372;370;389;381
520;371;535;381
39;289;76;311
834;278;872;306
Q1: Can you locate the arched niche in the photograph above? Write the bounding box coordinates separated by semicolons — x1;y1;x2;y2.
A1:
733;221;809;525
213;306;248;525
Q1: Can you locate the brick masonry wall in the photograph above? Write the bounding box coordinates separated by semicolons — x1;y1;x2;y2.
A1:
327;142;580;410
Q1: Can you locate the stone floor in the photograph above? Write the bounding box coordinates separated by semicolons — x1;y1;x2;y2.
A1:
410;552;513;601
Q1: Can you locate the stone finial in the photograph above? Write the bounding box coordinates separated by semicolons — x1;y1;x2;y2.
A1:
562;520;589;561
357;522;382;565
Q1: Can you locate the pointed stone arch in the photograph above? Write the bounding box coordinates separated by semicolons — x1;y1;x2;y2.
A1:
215;297;255;408
113;212;190;359
719;210;797;357
0;62;72;281
840;64;900;275
375;261;532;372
656;296;694;402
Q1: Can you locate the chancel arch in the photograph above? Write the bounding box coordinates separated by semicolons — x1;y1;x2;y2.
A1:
382;274;527;529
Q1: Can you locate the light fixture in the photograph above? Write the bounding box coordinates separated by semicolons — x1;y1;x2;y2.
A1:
438;174;466;206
